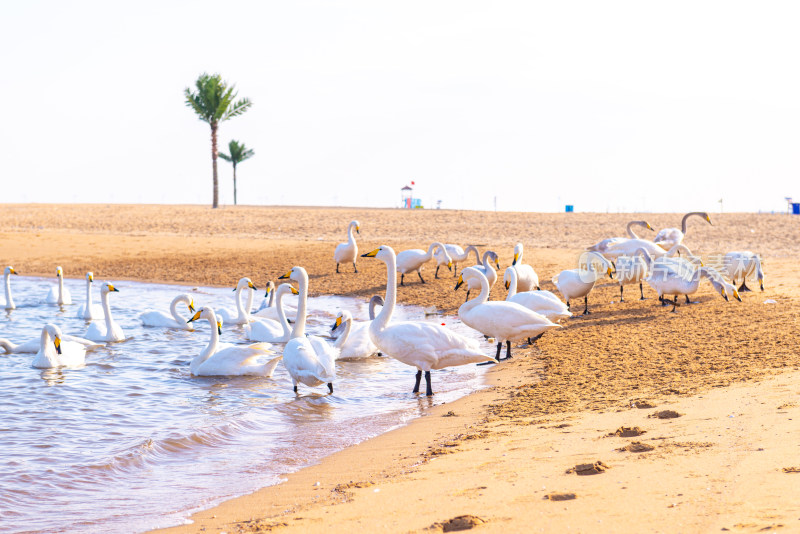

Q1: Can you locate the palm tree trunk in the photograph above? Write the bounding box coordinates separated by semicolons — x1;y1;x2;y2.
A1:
233;162;238;206
211;122;219;209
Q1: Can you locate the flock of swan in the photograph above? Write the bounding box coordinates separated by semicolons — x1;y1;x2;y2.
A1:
0;211;765;396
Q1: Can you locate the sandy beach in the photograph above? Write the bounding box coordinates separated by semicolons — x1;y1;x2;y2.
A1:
2;204;799;533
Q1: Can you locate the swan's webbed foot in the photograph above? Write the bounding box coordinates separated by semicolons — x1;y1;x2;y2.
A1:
670;296;679;312
684;295;691;304
738;282;751;292
425;371;433;396
412;370;422;393
418;272;425;284
328;383;333;394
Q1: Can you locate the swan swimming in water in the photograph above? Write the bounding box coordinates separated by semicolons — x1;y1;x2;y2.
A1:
46;266;72;305
362;246;493;396
1;266;19;310
140;294;197;330
457;267;560;362
85;282;126;342
279;266;337;393
330;296;384;359
31;324;90;369
246;284;299;343
253;281;298;321
187;307;279;376
216;277;257;325
1;330;102;354
334;220;360;273
75;272;103;320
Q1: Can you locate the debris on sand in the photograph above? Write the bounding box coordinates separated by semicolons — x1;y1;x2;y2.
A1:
544;492;577;501
631;400;656;409
649;410;682;419
782;467;800;473
618;441;655;453
429;515;486;531
567;461;609;475
612;426;646;437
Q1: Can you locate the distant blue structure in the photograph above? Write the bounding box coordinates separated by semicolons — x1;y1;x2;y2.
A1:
565;205;574;213
792;203;800;215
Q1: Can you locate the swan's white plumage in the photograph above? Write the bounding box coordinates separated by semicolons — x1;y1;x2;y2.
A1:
503;267;571;322
463;250;499;295
31;324;87;369
75;272;103;320
85;282;126;342
46;266;72;305
654;212;712;250
553;252;613;312
395;242;451;281
253;281;299;321
331;310;380;359
586;220;654;258
334;220;360;272
217;277;257;325
510;243;539;292
723;251;764;291
140;293;196;330
246;284;297;342
2;266;18;310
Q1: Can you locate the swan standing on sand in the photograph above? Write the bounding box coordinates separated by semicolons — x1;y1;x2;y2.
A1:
31;324;89;369
334;220;360;273
140;294;196;330
362;246;493;396
462;251;500;303
76;272;103;320
46;266;72;305
654;212;712;250
2;266;18;310
646;266;740;312
434;244;480;278
613;248;652;302
187;307;279;376
457;268;560;362
395;242;451;285
254;281;299;321
216;278;257;325
510;243;539;292
278;266;337;393
85;283;126;342
586;220;654;258
330;296;384;359
723;251;764;292
503;267;571;322
246;284;299;343
552;252;614;315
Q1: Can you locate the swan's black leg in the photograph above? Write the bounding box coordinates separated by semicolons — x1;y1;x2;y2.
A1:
566;300;571;311
413;370;422;393
671;296;679;312
336;263;340;273
501;340;512;360
527;337;533;345
495;342;502;360
418;271;425;284
619;285;624;302
453;266;458;278
293;385;298;393
739;281;751;292
328;383;334;394
582;296;590;315
435;265;440;279
353;261;358;273
639;282;646;300
400;273;405;286
685;294;691;304
425;371;433;396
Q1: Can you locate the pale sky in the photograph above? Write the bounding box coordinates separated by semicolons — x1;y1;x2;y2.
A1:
2;1;798;213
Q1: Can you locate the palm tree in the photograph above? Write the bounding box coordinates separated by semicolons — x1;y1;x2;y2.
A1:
219;140;255;206
184;73;252;208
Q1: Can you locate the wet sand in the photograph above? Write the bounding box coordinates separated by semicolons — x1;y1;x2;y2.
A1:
2;204;799;533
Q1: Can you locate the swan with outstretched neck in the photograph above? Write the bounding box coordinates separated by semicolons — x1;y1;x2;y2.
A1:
362;246;493;396
46;266;72;305
2;266;19;310
334;220;360;273
278;266;337;393
246;284;299;342
646;266;740;312
434;244;480;278
462;250;500;303
76;272;103;320
395;242;451;285
654;212;712;250
216;277;257;325
186;307;279;376
140;294;196;330
587;220;654;258
85;282;126;342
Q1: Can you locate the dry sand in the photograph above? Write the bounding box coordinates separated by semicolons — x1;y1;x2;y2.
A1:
2;204;799;533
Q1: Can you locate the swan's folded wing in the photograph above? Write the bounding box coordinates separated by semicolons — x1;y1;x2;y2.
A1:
64;333;105;350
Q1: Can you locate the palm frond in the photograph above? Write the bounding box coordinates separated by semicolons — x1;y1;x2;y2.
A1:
218;152;232;162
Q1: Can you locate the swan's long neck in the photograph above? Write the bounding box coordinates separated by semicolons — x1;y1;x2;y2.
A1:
372;252;397;334
0;339;16;353
4;273;13;309
244;287;254;316
681;212;706;234
58;275;65;303
333;316;352;349
84;279;93;312
40;326;58;364
626;221;647;239
482;251;492;269
461;273;489;314
233;283;252;321
426;242;446;261
275;289;292;336
192;312;219;374
506;270;518;299
290;276;309;339
368;296;383;320
267;286;275;308
169;296;185;323
465;245;480;264
347;222;357;245
101;290;116;332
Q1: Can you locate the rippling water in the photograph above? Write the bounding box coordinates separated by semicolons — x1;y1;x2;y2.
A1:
0;276;490;533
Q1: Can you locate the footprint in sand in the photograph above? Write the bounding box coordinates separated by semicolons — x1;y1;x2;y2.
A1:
610;426;646;437
430;515;486;532
566;461;609;475
649;410;682;419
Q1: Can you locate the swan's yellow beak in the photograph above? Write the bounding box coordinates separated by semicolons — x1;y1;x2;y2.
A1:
646;223;654;230
734;289;742;302
706;214;713;224
54;336;62;355
187;310;202;323
361;249;379;258
247;281;257;290
356;226;361;234
278;270;293;279
331;316;343;331
290;286;299;295
512;253;518;266
264;286;272;298
505;280;510;290
454;275;464;291
759;277;764;291
56;268;62;277
88;273;93;282
108;283;119;292
447;261;453;271
495;259;500;270
607;267;614;278
188;299;195;313
9;268;17;275
217;320;223;335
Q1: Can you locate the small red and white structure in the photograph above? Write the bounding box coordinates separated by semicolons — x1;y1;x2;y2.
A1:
401;182;422;209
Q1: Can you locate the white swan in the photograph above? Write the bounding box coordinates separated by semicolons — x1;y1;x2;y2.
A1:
503;267;572;322
1;330;102;354
604;236;671;261
654;212;712;250
31;324;88;369
458;267;560;361
395;242;451;285
461;250;500;302
510;243;539;292
334;220;360;273
362;246;494;396
647;244;705;304
2;266;18;310
330;296;384;359
723;251;764;292
75;272;104;320
245;284;299;342
552;251;614;315
434;244;480;278
46;266;72;305
586;220;654;258
216;277;257;325
278;266;337;393
646;266;740;311
140;294;196;330
186;307;279;376
85;282;126;342
613;248;652;302
253;281;298;321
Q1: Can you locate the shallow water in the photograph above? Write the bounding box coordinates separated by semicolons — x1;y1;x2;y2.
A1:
0;276;491;534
